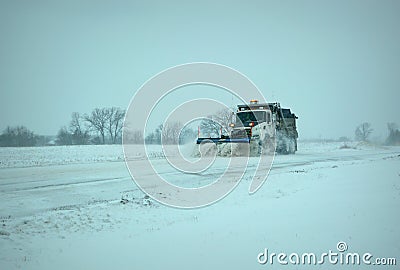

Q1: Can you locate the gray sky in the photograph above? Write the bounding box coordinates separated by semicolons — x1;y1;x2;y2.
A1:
1;0;399;139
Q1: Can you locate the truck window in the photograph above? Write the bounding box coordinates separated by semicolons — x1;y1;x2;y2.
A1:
266;112;271;124
236;111;266;126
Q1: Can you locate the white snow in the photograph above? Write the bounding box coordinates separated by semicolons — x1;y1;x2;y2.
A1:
0;142;399;269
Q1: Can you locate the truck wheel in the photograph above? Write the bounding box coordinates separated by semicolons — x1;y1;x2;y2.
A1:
260;135;274;155
278;140;290;155
285;141;290;154
288;138;296;154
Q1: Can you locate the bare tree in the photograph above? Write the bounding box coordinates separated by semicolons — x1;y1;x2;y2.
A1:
132;130;144;144
179;127;197;144
0;126;37;147
387;122;398;133
199;108;234;137
69;112;90;145
106;107;125;144
84;108;110;144
355;122;373;141
125;129;144;144
144;125;162;144
56;126;72;145
386;122;400;145
162;121;182;144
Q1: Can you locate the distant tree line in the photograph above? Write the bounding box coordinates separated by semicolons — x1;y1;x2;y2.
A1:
353;122;400;145
0;126;42;147
355;122;373;141
141;123;197;145
56;107;125;145
386;123;400;145
124;122;197;145
2;111;400;147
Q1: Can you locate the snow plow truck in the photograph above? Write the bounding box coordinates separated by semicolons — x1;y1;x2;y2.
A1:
196;100;298;154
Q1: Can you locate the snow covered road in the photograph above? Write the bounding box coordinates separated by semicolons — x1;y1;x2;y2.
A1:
0;142;399;269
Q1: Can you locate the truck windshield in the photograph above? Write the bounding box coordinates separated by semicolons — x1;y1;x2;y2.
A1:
236;111;266;125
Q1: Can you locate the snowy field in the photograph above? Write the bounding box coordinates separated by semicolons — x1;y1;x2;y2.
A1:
0;142;399;269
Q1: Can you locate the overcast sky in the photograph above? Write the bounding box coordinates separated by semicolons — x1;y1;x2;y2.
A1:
1;0;399;140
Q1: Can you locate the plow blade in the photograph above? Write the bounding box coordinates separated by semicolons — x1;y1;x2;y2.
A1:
196;137;250;144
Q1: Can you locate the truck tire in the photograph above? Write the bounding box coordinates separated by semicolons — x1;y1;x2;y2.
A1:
278;140;290;155
288;138;296;154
